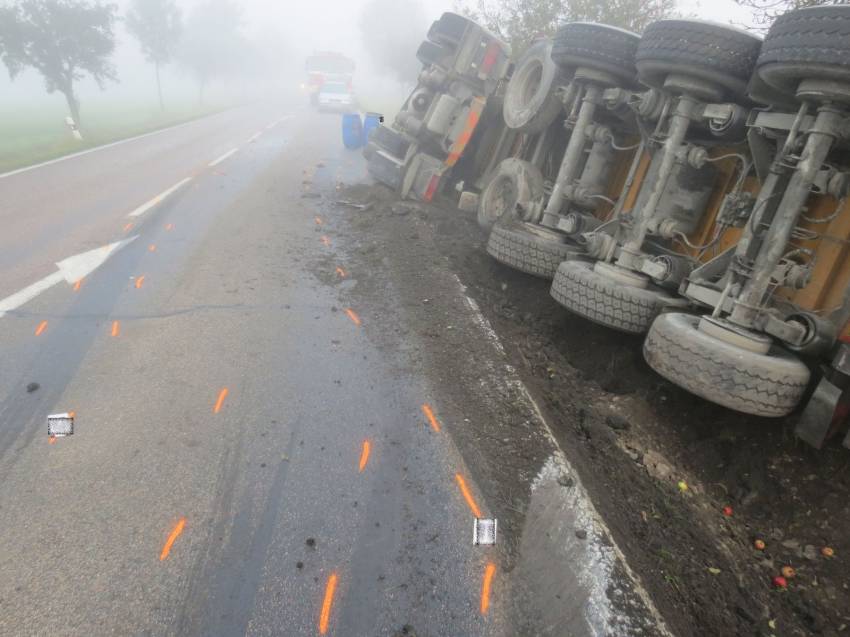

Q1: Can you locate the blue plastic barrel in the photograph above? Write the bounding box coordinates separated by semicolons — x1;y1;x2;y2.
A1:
342;113;363;149
363;112;383;143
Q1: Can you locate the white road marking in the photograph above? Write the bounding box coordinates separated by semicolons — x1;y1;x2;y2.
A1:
0;112;229;180
0;272;64;318
208;147;239;167
449;272;672;635
0;235;138;317
265;115;294;131
248;132;262;143
128;177;192;218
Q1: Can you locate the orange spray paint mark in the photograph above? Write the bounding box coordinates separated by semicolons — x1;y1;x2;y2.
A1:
165;223;174;231
124;222;134;233
319;572;339;635
68;411;76;419
73;279;82;291
455;473;482;518
315;216;323;225
111;321;120;337
135;276;145;289
480;562;496;615
358;440;371;472
344;308;361;326
335;267;346;278
148;244;156;252
421;404;441;433
159;517;186;561
321;235;331;247
213;387;229;414
34;320;48;336
48;436;57;444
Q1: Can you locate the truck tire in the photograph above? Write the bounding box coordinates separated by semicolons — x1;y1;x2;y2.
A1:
550;260;677;334
551;22;641;88
487;219;581;279
756;5;850;100
635;20;762;101
366;125;411;160
477;158;544;230
643;312;811;417
427;12;473;47
503;40;563;133
417;40;452;68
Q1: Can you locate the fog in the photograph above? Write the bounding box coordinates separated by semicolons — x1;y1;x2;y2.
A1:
0;0;757;115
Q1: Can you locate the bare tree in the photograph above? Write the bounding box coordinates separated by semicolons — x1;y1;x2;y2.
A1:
455;0;677;53
0;0;117;127
125;0;182;110
730;0;833;29
177;0;244;104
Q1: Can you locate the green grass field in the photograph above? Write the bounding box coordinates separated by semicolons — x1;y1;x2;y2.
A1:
0;99;228;173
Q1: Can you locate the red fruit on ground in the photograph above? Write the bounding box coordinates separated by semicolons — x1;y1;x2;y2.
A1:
772;575;788;589
722;506;733;517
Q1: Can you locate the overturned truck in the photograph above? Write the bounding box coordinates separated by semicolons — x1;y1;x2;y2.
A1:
364;13;512;201
369;6;850;450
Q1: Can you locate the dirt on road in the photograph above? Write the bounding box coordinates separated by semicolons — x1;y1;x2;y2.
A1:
329;180;849;637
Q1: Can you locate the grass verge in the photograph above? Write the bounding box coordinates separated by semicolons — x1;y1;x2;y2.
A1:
0;100;230;173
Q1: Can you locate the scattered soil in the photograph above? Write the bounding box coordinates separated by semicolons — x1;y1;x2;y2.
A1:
333;181;850;637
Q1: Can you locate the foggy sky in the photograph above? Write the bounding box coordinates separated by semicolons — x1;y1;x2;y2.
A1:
0;0;756;106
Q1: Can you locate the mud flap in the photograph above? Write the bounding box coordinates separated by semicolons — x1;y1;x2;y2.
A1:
795;375;850;449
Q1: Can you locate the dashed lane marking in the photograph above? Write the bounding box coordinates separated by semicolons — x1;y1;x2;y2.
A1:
208;147;239;167
159;517;186;561
128;177;192;218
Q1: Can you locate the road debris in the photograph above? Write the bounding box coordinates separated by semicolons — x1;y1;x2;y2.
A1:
335;199;372;211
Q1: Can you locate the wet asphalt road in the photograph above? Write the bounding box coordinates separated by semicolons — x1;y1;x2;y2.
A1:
0;101;507;636
0;100;669;637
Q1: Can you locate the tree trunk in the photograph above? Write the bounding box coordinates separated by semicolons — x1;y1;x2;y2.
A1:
155;61;164;111
63;89;82;131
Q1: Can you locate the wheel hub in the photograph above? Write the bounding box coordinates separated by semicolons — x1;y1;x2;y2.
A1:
594;261;649;288
698;316;772;354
